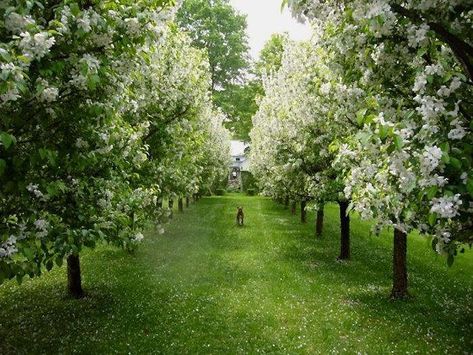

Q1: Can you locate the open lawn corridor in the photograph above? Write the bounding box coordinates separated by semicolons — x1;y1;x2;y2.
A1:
0;194;472;354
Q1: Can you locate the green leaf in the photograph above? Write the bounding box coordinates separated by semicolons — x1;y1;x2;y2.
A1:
450;157;462;170
426;186;438;199
0;132;15;149
439;142;450;153
0;50;11;61
356;109;367;126
393;135;404;150
431;238;438;252
22;247;34;260
39;148;47;160
466;178;473;197
379;125;389;140
447;254;454;267
365;114;377;124
55;256;63;267
441;151;450;164
70;3;80;16
417;47;427;57
428;213;437;226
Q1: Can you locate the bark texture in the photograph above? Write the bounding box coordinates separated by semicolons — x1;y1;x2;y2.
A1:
391;228;409;299
316;208;324;238
67;254;84;299
338;201;350;260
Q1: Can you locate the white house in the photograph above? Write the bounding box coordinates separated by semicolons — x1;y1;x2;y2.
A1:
229;140;250;186
230;140;250;171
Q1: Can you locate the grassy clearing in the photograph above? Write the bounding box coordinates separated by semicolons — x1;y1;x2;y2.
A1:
0;194;472;354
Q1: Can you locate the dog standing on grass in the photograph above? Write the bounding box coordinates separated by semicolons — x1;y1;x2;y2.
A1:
236;207;244;226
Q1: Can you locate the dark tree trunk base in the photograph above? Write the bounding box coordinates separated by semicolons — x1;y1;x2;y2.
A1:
178;198;184;212
301;200;307;223
338;201;350;260
391;228;409;299
67;254;84;299
291;201;296;215
284;196;289;209
316;208;324;238
186;196;190;208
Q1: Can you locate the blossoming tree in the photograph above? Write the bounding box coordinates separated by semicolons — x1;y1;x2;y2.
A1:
0;1;230;298
285;0;473;298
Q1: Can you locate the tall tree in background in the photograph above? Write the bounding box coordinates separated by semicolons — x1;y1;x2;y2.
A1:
255;33;288;77
222;33;289;140
214;81;262;141
177;0;254;140
218;33;289;140
176;0;250;92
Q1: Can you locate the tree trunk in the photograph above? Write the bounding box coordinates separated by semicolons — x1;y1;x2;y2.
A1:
301;200;307;223
158;198;163;209
186;196;190;208
284;195;289;209
178;198;184;212
67;254;84;299
391;228;409;299
316;207;324;238
338;201;350;260
168;199;174;218
291;201;296;215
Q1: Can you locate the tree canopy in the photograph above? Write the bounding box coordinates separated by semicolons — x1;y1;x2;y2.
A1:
176;0;250;92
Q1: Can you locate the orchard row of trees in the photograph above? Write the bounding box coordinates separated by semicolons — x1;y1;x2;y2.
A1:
0;0;230;297
251;0;473;298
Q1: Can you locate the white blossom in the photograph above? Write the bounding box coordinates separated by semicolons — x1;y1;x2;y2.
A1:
430;194;462;219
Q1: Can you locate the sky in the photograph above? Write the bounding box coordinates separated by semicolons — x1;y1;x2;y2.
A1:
229;0;312;59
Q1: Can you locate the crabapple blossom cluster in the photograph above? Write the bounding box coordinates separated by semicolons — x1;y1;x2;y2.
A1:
0;1;230;286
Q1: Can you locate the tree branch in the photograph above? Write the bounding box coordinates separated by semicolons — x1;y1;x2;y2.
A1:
390;3;473;81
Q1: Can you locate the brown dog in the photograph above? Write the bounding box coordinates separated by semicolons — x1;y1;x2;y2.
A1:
236;207;244;226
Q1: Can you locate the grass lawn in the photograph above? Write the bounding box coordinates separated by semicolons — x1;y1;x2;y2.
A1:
0;194;472;354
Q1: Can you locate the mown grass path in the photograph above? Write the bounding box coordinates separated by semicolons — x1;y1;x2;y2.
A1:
0;194;472;354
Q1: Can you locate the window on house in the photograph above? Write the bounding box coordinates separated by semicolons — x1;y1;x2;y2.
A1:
236;158;240;161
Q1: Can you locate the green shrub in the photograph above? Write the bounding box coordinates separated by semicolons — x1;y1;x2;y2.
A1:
241;171;259;193
247;188;256;196
215;188;226;196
